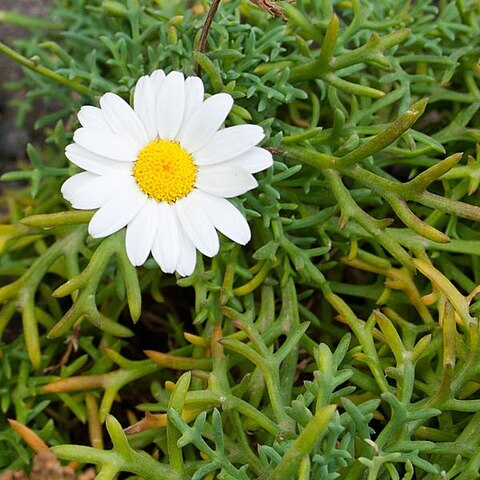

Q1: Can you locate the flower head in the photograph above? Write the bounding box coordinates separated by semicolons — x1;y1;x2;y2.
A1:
61;70;272;276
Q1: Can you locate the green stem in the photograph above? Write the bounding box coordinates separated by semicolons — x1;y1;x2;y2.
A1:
283;145;336;170
0;41;92;96
336;98;428;168
227;396;280;436
322;288;391;393
323;169;414;268
334;29;411;70
410;190;480;222
167;373;191;479
317;15;339;68
0;229;85;367
0;10;60;29
52;442;178;480
324;73;385;99
266;405;337;480
220;338;293;431
289;28;410;83
21;210;94;228
345;165;480;223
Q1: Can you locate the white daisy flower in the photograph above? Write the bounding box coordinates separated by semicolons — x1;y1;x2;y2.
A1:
61;70;272;276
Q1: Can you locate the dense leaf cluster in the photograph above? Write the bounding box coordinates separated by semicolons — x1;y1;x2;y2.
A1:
1;0;480;478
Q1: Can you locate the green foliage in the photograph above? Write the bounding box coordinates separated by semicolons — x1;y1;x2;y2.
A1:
2;0;480;478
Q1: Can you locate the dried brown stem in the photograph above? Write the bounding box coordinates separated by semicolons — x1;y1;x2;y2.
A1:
195;0;221;75
249;0;288;21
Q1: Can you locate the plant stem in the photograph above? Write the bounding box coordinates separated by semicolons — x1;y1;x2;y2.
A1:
337;98;428;168
0;10;60;29
267;405;337;480
195;0;221;75
0;41;91;96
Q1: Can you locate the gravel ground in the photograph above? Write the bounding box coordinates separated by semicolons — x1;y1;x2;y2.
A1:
0;0;52;168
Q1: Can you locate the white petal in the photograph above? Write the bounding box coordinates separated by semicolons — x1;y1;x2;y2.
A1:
150;69;166;92
176;76;205;140
125;199;158;266
179;93;233;153
152;203;180;273
78;106;112;131
88;185;147;238
70;175;136;210
65;144;132;175
74;127;139;162
228;147;273;173
183;76;205;119
156;71;185;140
194;125;265;166
194;191;251;245
175;227;197;277
195;165;258;198
176;192;219;257
133;76;157;141
100;93;148;147
61;172;98;202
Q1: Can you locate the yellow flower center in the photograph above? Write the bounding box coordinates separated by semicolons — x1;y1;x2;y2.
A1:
132;139;197;203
